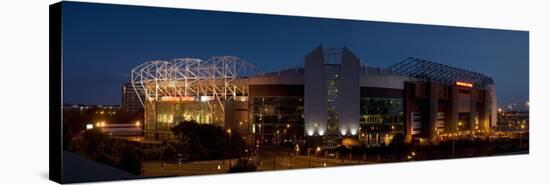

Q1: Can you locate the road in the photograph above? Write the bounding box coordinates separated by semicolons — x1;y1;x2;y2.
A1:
142;137;529;177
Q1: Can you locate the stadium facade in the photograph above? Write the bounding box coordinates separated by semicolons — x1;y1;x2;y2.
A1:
131;46;497;147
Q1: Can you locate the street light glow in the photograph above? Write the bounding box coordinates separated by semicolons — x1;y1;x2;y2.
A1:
96;121;106;127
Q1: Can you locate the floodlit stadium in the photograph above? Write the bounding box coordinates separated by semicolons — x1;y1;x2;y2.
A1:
131;46;497;147
131;56;258;140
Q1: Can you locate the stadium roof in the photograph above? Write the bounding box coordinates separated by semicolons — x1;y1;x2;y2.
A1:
386;57;494;88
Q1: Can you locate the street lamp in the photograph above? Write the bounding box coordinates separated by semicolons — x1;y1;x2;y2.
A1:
227;128;232;168
520;124;525;149
307;148;312;168
96;121;106;128
316;147;321;167
276;130;280;144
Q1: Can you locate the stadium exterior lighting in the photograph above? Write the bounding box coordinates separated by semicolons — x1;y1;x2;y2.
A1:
131;56;258;113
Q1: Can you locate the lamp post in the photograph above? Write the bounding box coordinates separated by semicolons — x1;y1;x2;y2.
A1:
363;143;367;164
307;148;312;168
316;146;321;167
519;124;525;149
452;132;456;158
293;144;300;169
227;129;232;168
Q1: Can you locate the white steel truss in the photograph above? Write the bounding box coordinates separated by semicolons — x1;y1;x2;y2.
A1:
131;56;258;112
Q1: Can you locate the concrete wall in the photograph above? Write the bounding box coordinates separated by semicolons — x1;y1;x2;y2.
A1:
245;73;304;85
360;75;416;90
304;47;328;136
487;84;497;128
338;48;360;136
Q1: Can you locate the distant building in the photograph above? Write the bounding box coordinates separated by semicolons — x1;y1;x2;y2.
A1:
63;104;120;116
121;83;144;114
495;111;529;132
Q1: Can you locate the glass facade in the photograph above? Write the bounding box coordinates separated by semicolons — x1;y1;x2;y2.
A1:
325;65;340;132
251;97;304;144
144;101;224;140
359;97;404;146
458;112;472;132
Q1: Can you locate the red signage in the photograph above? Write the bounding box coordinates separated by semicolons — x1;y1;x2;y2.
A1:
455;81;473;88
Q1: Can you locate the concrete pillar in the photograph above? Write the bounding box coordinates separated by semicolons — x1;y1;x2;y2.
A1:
480;90;491;131
224;101;235;129
449;86;459;133
428;83;438;141
404;82;414;143
469;89;477;133
338;47;360;136
487;84;497;129
304;46;328;137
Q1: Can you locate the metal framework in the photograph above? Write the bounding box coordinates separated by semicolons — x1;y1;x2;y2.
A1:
131;56;258;112
386;57;494;88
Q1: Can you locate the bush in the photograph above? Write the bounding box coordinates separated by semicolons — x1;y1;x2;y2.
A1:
142;147;165;161
116;145;143;175
68;129;143;175
171;120;248;161
228;159;257;173
79;129;107;154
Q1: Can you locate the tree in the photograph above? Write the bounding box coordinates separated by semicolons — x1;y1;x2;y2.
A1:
170;120;248;161
78;129;107;155
389;133;405;149
388;133;406;160
116;145;143;175
228;159;257;173
69;129;143;175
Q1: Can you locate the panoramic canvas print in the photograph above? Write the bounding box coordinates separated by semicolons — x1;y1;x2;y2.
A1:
50;1;529;183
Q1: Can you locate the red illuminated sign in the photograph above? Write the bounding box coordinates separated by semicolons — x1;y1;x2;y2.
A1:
160;96;195;101
455;81;473;88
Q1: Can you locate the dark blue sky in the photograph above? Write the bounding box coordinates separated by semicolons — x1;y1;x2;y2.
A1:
62;2;529;109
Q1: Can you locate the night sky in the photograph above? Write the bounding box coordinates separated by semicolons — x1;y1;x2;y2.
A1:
62;2;529;110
